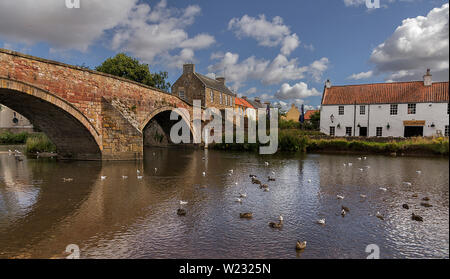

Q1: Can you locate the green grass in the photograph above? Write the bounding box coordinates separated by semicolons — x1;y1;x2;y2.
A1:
0;132;30;144
25;133;56;153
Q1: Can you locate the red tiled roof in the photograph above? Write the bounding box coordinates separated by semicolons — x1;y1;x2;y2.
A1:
304;110;319;120
235;97;254;109
322;81;449;105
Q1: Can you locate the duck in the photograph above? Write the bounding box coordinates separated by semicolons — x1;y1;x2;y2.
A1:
179;200;188;205
269;216;283;228
422;197;430;201
249;174;257;178
263;187;269;192
317;219;326;225
239;193;247;198
420;202;432;208
235;198;242;203
296;241;307;251
341;206;350;212
341;209;347;217
260;184;269;189
240;212;253;219
336;195;344;200
412;193;419;198
252;177;262;185
268;176;276;181
100;176;107;180
411;213;423;222
402;203;410;209
416;170;421;174
177;208;186;216
375;212;384;220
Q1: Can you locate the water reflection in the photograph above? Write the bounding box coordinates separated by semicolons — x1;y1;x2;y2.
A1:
0;146;448;259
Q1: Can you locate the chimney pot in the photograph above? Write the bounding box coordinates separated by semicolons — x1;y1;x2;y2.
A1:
183;64;195;74
325;79;331;89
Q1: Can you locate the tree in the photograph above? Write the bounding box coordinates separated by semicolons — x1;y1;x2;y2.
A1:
309;111;320;130
95;53;171;91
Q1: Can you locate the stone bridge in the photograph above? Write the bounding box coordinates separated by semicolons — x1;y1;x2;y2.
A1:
0;49;199;160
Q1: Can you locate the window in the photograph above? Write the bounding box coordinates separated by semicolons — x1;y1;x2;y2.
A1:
360;105;365;115
447;103;449;114
338;106;344;115
178;90;185;99
220;93;223;104
225;95;228;106
210;90;214;103
376;127;383;137
345;127;352;136
407;103;416;114
330;126;335;136
390;104;398;115
445;125;449;137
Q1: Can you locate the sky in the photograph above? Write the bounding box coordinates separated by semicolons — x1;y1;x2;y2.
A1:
0;0;448;111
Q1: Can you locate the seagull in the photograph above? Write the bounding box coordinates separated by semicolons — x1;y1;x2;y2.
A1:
348;163;353;166
271;171;275;175
236;198;242;203
360;194;367;198
153;152;156;156
359;168;364;172
229;169;234;174
137;175;143;179
337;195;345;200
403;182;412;186
101;176;107;180
235;182;238;186
122;176;128;179
154;168;158;173
180;200;188;205
307;179;312;183
363;157;367;160
265;162;269;166
137;170;140;175
379;187;387;192
239;193;247;198
202;172;206;176
263;187;269;192
317;219;326;225
358;157;362;160
343;163;347;167
8;150;13;155
416;170;421;174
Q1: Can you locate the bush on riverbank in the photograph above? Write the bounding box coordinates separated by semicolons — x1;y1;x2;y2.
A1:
25;133;56;153
0;132;30;144
307;137;449;155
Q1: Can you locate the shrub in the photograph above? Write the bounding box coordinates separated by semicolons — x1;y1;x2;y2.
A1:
0;132;30;144
25;133;56;153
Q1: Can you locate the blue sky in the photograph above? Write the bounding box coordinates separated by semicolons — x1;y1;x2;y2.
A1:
0;0;448;111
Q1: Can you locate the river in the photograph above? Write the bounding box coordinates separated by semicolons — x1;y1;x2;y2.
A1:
0;146;448;259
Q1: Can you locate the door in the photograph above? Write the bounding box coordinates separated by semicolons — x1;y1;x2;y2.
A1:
359;127;367;137
404;126;423;137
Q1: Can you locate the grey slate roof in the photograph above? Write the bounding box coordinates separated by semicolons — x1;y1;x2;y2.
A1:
194;73;235;96
247;99;266;109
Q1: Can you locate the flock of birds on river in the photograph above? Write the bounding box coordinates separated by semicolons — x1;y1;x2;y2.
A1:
6;150;433;253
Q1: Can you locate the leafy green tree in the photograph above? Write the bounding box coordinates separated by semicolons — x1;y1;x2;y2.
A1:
95;53;171;91
309;111;320;130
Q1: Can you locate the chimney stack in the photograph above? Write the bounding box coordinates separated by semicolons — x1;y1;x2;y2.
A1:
325;79;331;89
242;96;247;100
216;77;225;85
183;64;195;74
254;97;261;103
423;69;432;86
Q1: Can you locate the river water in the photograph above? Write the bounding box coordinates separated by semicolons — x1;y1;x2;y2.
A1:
0;146;448;259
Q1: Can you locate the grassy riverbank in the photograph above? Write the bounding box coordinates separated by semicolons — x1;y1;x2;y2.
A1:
211;129;449;156
0;132;56;153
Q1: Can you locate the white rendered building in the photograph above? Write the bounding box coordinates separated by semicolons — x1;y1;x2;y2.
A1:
320;70;449;138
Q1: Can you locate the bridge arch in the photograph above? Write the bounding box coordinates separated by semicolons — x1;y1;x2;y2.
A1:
141;106;196;146
0;78;102;160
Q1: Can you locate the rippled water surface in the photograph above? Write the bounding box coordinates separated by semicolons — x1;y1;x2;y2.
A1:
0;146;448;259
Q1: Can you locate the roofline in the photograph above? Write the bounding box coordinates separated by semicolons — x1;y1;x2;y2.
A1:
194;72;236;96
326;80;448;88
322;101;449;106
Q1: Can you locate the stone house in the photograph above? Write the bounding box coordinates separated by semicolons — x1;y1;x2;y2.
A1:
171;64;236;109
0;105;34;133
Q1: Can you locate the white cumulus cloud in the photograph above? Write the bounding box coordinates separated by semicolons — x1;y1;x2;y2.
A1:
275;82;321;100
347;70;374;80
370;3;449;81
